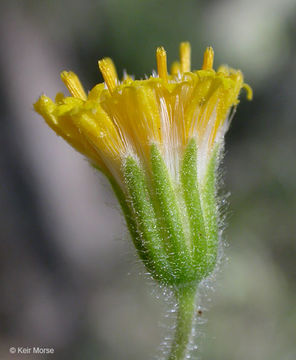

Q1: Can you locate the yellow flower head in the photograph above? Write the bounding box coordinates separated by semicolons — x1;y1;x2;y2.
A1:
34;45;253;351
34;42;252;182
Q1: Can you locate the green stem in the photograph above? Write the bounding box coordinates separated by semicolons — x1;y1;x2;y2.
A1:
168;286;197;360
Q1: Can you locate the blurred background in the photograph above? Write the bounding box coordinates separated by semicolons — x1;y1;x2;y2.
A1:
0;0;296;359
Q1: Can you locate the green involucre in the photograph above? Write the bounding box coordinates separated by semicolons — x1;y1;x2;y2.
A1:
181;139;220;278
123;156;173;284
150;144;195;284
118;141;219;288
200;146;219;275
181;139;208;279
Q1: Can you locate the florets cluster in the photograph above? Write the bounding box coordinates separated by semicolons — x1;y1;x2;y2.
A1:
34;43;251;287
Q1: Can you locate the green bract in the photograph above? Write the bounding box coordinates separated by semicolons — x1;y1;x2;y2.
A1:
120;138;220;288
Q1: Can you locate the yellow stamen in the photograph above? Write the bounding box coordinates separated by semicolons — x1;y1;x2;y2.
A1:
98;57;118;93
242;83;253;100
61;71;87;100
156;47;168;81
202;46;214;70
171;61;181;75
35;42;252;181
179;42;191;73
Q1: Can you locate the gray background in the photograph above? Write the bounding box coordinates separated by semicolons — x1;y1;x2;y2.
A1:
0;0;295;359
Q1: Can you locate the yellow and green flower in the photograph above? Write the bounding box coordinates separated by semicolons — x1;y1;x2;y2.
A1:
34;42;251;360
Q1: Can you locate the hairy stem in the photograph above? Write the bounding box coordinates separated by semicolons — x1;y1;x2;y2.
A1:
168;286;197;360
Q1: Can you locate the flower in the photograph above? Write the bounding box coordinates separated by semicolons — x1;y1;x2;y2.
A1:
34;43;252;287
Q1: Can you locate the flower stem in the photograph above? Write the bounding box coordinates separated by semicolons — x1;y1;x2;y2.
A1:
168;286;197;360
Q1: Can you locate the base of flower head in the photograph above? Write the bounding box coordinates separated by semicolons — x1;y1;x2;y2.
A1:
117;139;221;288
